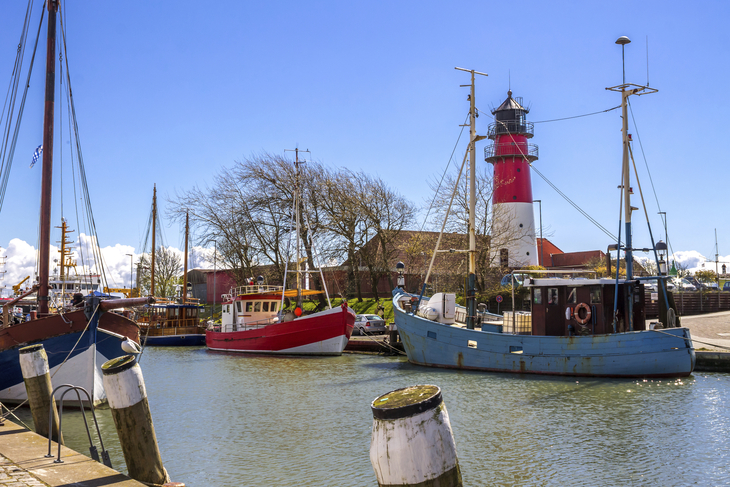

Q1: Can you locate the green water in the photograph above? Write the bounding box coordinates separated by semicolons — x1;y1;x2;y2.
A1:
14;348;730;486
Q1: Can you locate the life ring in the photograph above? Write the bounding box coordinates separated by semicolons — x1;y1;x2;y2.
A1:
574;303;591;325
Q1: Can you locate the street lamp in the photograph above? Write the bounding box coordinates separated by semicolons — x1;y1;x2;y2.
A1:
655;240;668;275
125;253;133;297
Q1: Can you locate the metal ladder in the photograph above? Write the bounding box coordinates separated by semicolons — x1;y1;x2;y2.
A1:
45;385;112;467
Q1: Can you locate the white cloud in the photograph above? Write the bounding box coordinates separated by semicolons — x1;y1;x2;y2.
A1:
1;236;218;297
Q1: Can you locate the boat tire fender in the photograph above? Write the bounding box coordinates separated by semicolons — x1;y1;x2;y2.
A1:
574;303;591;325
667;308;676;328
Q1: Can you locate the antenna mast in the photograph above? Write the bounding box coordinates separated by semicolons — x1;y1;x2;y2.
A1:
455;67;487;330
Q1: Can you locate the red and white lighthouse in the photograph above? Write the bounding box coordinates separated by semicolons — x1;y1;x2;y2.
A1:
485;90;539;267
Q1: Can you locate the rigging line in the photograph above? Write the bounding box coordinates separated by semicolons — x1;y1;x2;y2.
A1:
490;118;619;242
627;100;662;214
532;105;621;124
59;10;108;291
0;0;31;163
529;165;617;242
423;146;470;287
416;111;469;238
0;4;44;212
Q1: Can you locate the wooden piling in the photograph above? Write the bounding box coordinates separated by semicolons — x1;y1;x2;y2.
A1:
370;385;462;487
18;344;62;444
102;355;171;487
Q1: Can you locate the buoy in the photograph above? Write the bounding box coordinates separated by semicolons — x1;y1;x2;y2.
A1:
19;344;62;444
370;385;462;487
102;355;171;486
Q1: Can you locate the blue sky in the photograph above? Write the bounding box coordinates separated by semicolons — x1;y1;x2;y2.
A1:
1;0;729;289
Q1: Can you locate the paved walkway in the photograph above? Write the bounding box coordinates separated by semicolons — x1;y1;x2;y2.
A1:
670;311;730;351
0;454;47;487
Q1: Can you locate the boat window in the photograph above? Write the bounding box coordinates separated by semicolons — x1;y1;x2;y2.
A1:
236;302;242;313
254;302;261;312
468;340;477;349
590;287;601;304
533;288;542;305
226;305;230;314
262;302;269;312
567;288;577;304
271;302;278;312
547;288;558;305
245;302;253;312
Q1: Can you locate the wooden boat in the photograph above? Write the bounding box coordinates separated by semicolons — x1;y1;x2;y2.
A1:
136;202;206;346
0;1;148;405
137;297;206;346
392;63;695;378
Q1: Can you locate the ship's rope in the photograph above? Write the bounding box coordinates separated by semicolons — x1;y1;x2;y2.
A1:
530;105;621;124
356;329;406;356
49;303;101;379
0;400;33;431
0;2;43;212
650;328;730;351
485;115;620;243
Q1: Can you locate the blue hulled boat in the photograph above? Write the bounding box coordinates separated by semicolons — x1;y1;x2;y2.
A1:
393;61;695;378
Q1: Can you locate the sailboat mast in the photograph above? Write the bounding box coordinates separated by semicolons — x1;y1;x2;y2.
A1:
183;211;189;304
295;149;302;308
151;184;157;297
37;0;60;315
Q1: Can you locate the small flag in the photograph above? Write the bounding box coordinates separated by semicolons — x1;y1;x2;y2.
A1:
30;145;42;168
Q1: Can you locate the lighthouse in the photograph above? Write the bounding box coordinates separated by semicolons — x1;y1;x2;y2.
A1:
485;90;539;267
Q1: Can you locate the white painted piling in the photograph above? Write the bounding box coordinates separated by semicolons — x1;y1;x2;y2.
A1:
18;344;62;443
101;355;171;487
370;385;462;487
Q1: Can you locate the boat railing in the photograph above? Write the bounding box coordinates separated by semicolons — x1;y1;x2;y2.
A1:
221;315;279;333
226;285;283;298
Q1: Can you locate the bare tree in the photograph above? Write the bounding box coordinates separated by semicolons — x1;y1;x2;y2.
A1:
138;246;182;298
425;164;530;292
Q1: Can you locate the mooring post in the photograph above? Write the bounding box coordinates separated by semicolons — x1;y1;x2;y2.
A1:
102;355;171;486
19;344;63;444
370;385;462;487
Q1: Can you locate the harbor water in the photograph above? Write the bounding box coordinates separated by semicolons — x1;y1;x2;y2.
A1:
14;347;730;486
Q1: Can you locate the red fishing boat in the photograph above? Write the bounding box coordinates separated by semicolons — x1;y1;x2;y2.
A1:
206;286;355;355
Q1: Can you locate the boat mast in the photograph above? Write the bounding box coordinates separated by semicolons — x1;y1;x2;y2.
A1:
295;148;302;309
607;36;656;331
37;0;60;314
151;184;156;297
455;67;487;329
183;211;189;304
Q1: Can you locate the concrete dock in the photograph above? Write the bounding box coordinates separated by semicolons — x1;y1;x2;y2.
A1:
0;418;145;487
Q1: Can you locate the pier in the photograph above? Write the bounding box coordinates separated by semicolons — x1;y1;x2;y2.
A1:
0;418;144;487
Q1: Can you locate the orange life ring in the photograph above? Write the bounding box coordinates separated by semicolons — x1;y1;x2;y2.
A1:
574;303;591;325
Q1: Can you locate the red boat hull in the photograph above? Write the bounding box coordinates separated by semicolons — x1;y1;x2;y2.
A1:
206;306;355;355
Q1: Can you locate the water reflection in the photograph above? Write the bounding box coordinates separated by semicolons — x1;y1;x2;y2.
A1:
14;348;730;486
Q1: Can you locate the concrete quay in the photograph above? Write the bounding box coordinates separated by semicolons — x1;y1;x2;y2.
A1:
0;418;144;487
